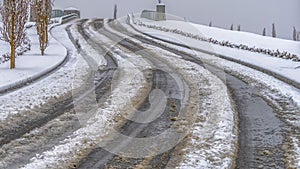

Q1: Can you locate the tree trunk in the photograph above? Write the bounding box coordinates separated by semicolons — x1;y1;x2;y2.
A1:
45;25;48;44
41;16;45;55
10;14;15;69
45;16;49;44
10;42;15;69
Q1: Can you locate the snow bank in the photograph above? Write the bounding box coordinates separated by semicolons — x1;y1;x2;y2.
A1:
130;15;300;89
133;17;300;61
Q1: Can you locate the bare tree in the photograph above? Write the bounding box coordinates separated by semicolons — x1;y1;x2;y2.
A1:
272;23;276;38
209;21;212;27
297;32;300;41
32;0;52;55
230;24;234;31
113;4;117;20
262;28;266;36
0;0;29;69
293;26;297;41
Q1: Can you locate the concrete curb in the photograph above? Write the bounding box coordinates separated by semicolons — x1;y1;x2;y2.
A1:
128;18;300;90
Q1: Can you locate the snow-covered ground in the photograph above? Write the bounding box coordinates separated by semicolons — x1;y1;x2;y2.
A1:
135;18;300;56
131;16;300;87
0;23;67;92
0;15;299;168
123;15;300;168
0;21;87;121
0;22;32;57
0;22;11;62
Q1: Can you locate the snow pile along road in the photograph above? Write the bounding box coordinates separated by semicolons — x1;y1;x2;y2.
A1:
132;17;300;61
130;15;300;89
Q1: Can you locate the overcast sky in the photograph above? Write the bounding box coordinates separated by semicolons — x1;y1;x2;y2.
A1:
52;0;300;40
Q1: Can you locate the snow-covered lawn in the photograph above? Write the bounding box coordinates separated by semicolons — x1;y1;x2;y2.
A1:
0;21;87;122
130;16;300;87
134;18;300;57
0;23;67;92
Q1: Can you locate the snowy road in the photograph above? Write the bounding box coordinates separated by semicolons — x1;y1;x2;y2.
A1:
76;19;191;168
75;19;235;168
0;18;299;169
105;19;300;168
0;20;118;168
134;40;286;168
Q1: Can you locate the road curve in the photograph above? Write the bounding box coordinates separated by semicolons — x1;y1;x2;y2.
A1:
105;19;293;169
0;20;117;168
0;18;296;169
76;19;191;169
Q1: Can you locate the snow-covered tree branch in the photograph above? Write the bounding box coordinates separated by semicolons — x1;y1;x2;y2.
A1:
32;0;52;55
0;0;29;69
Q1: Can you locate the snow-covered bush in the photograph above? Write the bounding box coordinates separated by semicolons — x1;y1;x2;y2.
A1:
0;35;31;64
133;18;300;62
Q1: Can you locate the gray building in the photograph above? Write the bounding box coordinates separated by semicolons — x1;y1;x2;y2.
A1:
156;3;166;21
141;3;166;21
141;10;156;20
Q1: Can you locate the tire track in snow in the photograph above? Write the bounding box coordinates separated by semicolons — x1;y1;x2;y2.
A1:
75;20;191;169
110;19;292;168
0;20;117;168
